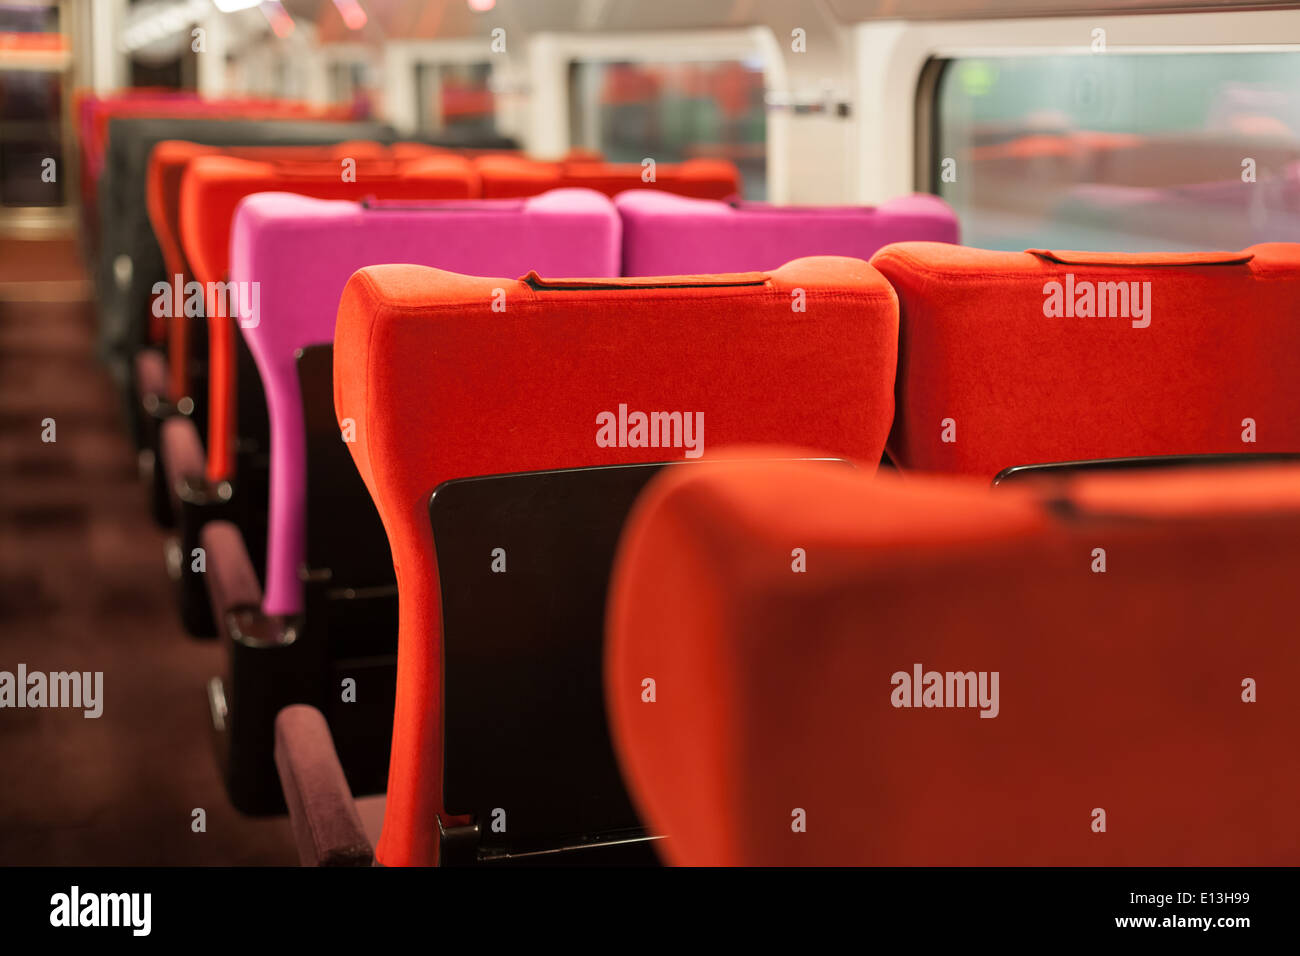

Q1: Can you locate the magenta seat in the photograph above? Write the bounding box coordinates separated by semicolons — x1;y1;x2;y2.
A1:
614;191;959;276
232;188;622;615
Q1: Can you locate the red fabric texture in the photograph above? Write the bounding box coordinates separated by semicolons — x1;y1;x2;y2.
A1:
333;258;900;865
147;140;423;399
177;153;477;483
606;456;1300;864
871;242;1300;477
475;154;739;199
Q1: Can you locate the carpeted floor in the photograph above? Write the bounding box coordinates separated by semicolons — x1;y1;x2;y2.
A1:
0;238;298;865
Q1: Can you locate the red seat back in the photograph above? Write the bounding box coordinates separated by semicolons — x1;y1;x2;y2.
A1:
607;457;1300;864
871;243;1300;477
475;154;739;199
333;257;899;865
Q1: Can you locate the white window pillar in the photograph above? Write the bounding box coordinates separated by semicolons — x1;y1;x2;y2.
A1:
89;0;129;93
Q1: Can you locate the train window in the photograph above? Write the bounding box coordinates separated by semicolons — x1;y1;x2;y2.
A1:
931;52;1300;252
567;59;766;199
415;61;497;135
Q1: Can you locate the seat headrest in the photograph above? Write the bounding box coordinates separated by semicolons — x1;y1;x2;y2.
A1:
607;456;1300;865
474;154;739;200
179;152;478;285
871;241;1300;477
616;191;959;275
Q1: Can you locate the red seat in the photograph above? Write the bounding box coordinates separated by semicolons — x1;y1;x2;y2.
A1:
77;92;354;250
475;154;739;199
871;243;1300;477
333;257;899;865
607;456;1300;864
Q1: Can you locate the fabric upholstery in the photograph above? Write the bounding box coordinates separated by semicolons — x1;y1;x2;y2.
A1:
132;348;166;409
871;242;1300;477
96;116;391;388
178;153;477;484
199;520;263;618
146;140;420;398
606;456;1300;864
333;257;899;866
475;154;739;200
274;705;374;867
78;93;350;250
617;191;958;276
159;416;205;516
232;188;621;616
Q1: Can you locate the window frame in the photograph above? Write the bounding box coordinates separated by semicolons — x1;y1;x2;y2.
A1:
383;39;507;137
526;27;787;198
855;8;1300;204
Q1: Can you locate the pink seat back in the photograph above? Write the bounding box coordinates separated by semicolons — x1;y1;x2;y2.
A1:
615;191;959;276
231;188;622;614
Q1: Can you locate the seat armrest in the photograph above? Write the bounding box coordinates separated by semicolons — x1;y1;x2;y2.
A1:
159;416;210;510
200;521;263;621
274;705;375;867
133;348;169;416
202;522;298;647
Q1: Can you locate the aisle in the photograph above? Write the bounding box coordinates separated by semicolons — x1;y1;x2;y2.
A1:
0;238;297;865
